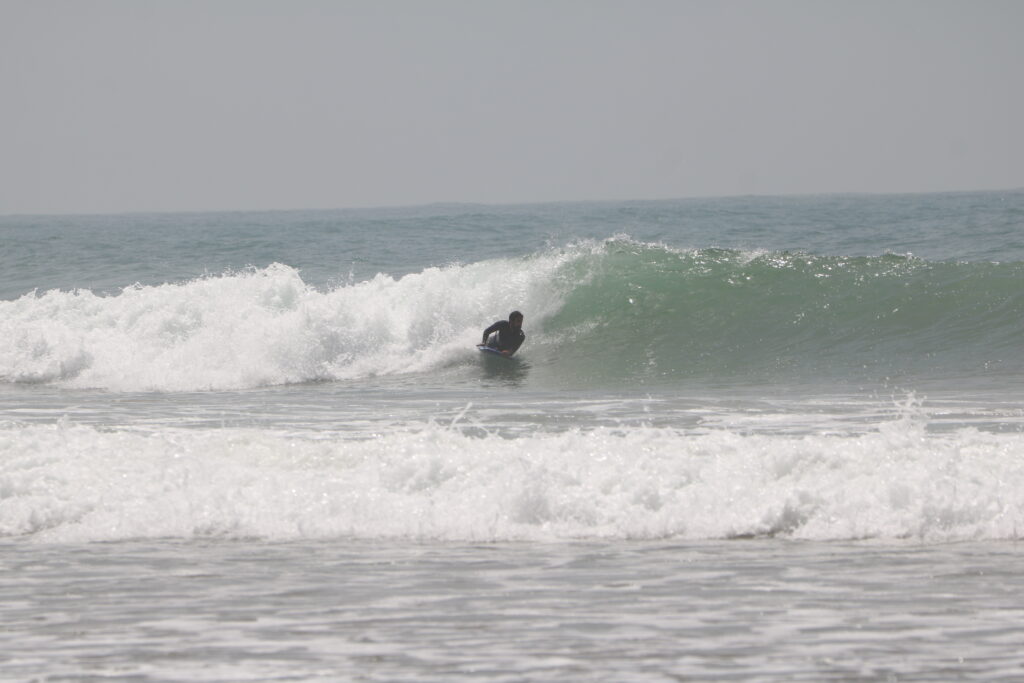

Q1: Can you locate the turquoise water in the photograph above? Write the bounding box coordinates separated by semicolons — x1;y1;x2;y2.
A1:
5;192;1023;298
2;191;1024;679
4;192;1023;393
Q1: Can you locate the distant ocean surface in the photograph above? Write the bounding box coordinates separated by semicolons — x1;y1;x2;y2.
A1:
3;192;1024;680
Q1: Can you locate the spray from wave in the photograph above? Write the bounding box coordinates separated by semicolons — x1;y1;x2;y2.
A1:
0;249;571;391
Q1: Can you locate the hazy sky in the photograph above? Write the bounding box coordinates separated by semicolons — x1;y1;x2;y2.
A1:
2;0;1022;214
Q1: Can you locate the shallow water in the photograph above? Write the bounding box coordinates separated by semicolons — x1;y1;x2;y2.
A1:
4;539;1023;681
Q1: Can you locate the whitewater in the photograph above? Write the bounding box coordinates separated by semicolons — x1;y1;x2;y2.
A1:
2;191;1024;680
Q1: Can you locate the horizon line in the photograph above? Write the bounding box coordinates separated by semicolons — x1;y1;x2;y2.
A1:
3;186;1022;220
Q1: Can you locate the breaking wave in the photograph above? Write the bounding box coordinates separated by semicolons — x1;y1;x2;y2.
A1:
2;237;1022;391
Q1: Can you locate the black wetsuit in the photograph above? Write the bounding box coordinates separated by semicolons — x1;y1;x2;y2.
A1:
482;320;525;355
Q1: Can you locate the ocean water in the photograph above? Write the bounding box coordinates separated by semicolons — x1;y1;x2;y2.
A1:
2;191;1024;680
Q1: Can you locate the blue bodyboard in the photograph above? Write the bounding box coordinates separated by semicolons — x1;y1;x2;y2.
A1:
476;344;511;358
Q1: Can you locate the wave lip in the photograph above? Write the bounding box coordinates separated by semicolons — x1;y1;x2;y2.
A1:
2;419;1022;544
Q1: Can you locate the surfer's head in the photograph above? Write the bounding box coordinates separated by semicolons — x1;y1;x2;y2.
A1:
509;310;523;329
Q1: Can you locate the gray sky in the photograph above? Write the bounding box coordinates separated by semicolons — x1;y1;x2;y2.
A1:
2;0;1022;214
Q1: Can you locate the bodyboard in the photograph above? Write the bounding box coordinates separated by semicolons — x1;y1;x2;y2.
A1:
476;344;512;358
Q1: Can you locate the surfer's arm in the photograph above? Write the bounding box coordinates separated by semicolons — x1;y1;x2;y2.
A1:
481;321;502;343
504;333;524;355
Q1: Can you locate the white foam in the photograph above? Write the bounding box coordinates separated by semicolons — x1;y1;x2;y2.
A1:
0;255;571;391
3;416;1022;544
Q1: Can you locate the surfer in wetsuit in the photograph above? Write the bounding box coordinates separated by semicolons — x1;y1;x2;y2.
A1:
482;311;525;356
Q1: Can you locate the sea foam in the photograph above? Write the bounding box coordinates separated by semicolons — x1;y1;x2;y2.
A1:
2;414;1022;544
0;252;569;391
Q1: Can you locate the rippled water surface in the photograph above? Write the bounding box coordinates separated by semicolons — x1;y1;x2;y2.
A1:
4;540;1023;681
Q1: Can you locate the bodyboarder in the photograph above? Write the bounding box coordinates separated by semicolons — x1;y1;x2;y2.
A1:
481;311;525;356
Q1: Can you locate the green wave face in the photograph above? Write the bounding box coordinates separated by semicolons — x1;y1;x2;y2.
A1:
532;239;1024;388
